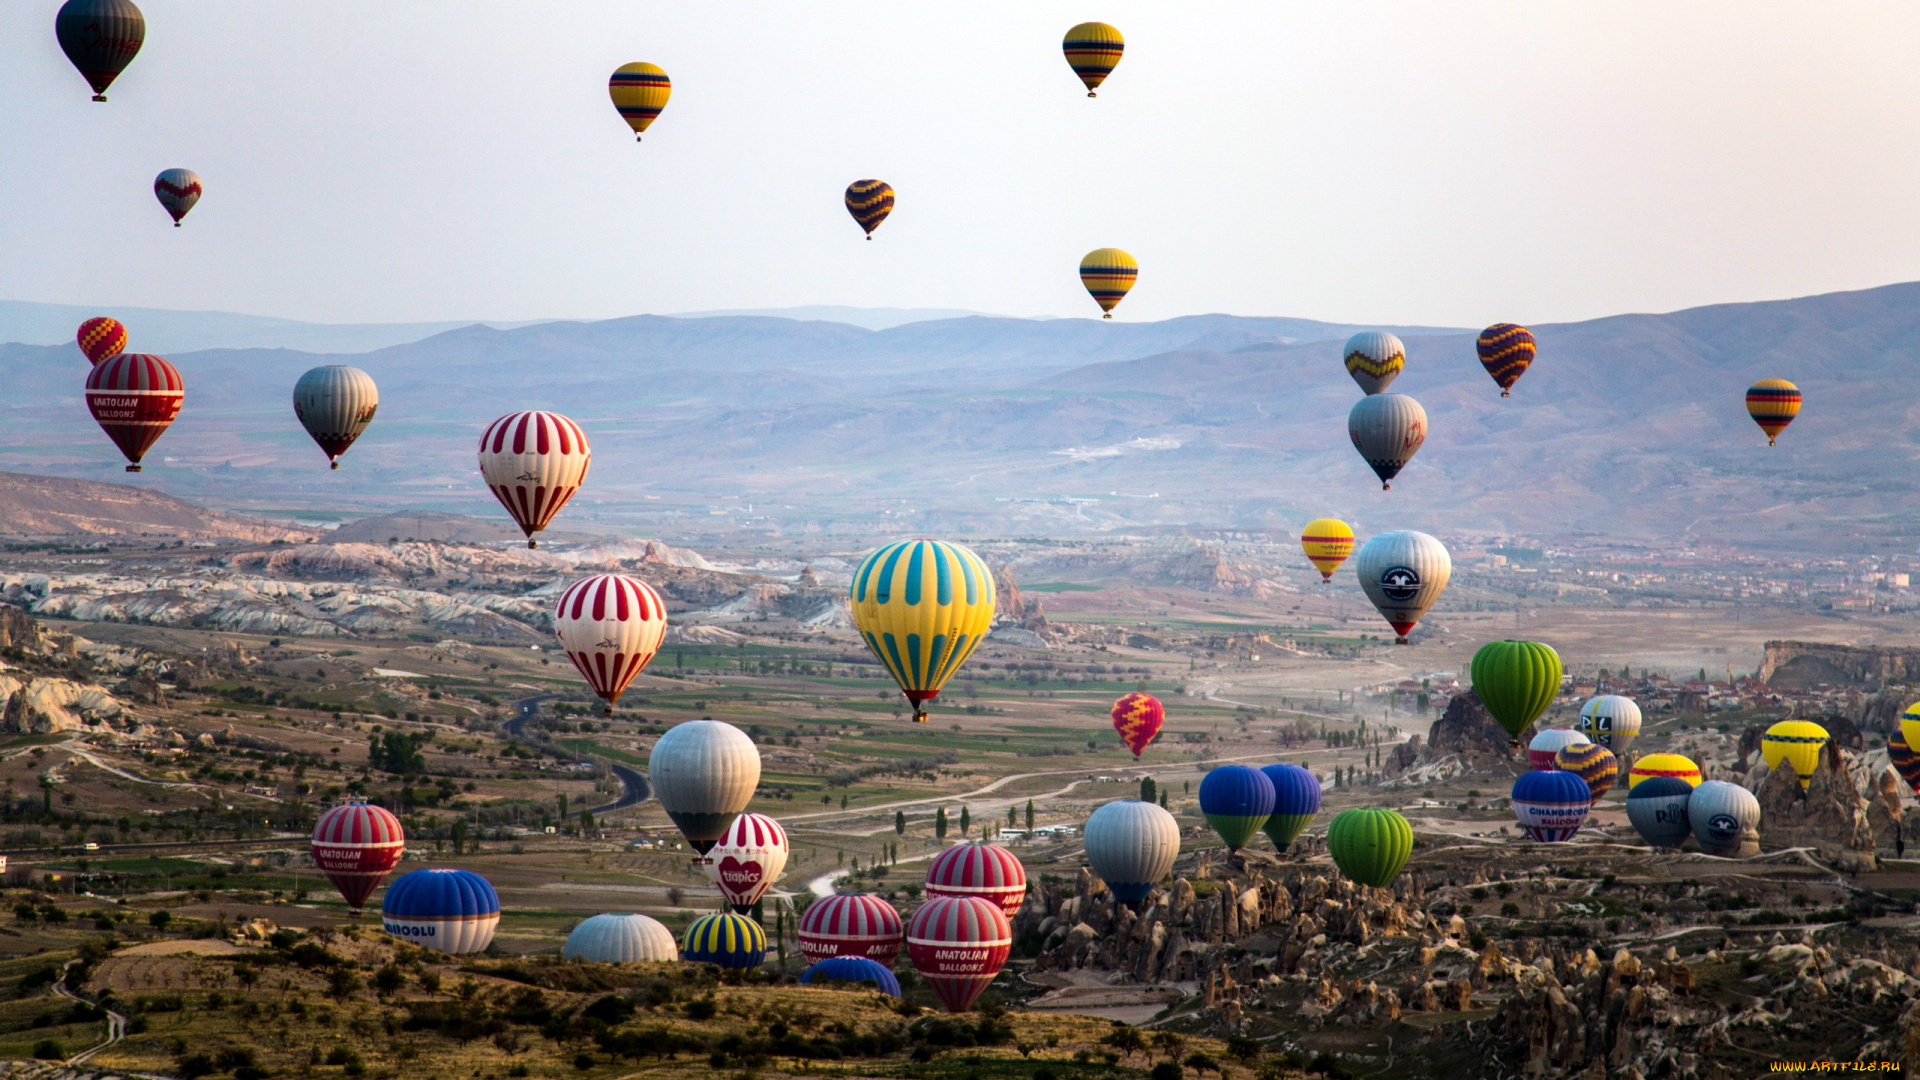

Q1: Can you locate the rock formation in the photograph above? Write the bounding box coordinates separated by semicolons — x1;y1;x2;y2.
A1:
1753;741;1876;857
1762;640;1920;690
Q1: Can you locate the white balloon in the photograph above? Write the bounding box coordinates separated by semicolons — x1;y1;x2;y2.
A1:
706;812;789;912
1689;780;1760;857
1354;530;1452;644
1342;331;1405;395
478;411;592;548
1083;800;1179;904
553;574;667;713
564;914;678;963
649;720;761;854
292;365;378;469
1579;695;1643;754
1348;393;1427;490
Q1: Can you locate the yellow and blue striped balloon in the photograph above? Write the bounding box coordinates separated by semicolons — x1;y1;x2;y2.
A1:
1062;22;1124;97
850;539;995;722
681;911;766;968
1079;248;1137;318
609;62;671;141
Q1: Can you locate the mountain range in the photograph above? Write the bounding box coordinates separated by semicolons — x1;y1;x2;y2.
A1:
0;284;1913;550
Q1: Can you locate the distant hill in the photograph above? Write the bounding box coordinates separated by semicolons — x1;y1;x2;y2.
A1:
670;306;1020;330
0;299;551;354
329;511;602;544
0;471;313;541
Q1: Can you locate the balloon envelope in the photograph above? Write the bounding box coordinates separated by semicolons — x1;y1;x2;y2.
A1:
925;843;1027;917
564;914;678;963
293;365;378;468
1083;800;1178;903
802;956;900;997
1062;22;1123;95
381;869;500;954
1259;764;1321;850
1327;808;1412;887
648;720;761;854
311;802;404;911
845;180;894;237
1511;770;1592;842
1300;518;1354;582
1197;765;1275;852
1554;742;1618;802
681;912;767;968
554;574;667;712
1890;732;1920;795
1689;780;1760;857
479;411;591;548
1761;720;1829;789
1078;248;1137;317
798;893;903;965
1476;323;1536;396
76;317;126;364
608;62;670;138
154;169;201;225
56;0;143;101
1355;530;1451;643
1746;379;1801;445
86;352;181;471
1625;777;1692;848
1628;753;1701;791
1471;641;1563;740
906;895;1010;1012
1110;692;1164;757
1348;394;1427;489
1342;331;1404;395
1527;728;1588;772
1578;696;1642;754
850;539;995;722
706;813;788;914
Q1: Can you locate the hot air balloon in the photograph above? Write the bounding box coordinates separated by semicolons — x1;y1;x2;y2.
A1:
76;317;126;365
1511;770;1592;842
553;574;667;714
293;365;378;469
1083;800;1178;903
1901;703;1920;763
1110;692;1163;758
609;62;670;140
1062;22;1123;96
1627;753;1701;791
797;893;902;965
845;180;894;239
706;813;788;914
1555;741;1618;802
1300;519;1354;583
850;539;995;722
1625;777;1692;848
1527;728;1587;771
682;912;766;969
310;801;405;913
648;720;760;855
1577;695;1642;754
86;352;181;472
1342;332;1404;395
1259;764;1320;851
564;914;678;963
1761;720;1830;789
478;410;591;548
1689;780;1760;857
1475;324;1536;397
1470;641;1563;742
56;0;143;102
1326;807;1412;888
1890;732;1920;794
381;869;500;954
925;843;1027;917
1079;248;1137;318
1354;530;1451;643
154;169;201;226
802;956;900;997
906;895;1010;1013
1198;765;1275;853
1348;394;1427;489
1746;379;1800;445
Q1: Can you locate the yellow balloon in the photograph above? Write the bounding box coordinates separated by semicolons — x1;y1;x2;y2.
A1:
1299;518;1354;583
1626;753;1700;791
1760;720;1829;789
850;539;995;722
1079;248;1137;318
1901;702;1920;762
609;62;671;140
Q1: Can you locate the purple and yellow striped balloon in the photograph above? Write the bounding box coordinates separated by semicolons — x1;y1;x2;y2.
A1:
1476;323;1536;397
845;180;894;239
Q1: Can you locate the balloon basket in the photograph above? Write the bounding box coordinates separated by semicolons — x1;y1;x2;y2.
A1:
173;223;181;228
1394;636;1409;645
912;711;929;723
1102;313;1112;319
527;539;537;549
93;95;107;103
125;465;141;473
1500;390;1511;398
330;461;339;470
1088;92;1097;98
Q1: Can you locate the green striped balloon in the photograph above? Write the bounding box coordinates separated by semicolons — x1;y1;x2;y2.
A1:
1470;640;1563;740
1327;807;1413;888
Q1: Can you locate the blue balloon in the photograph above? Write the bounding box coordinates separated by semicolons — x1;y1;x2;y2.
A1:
682;912;767;969
1199;765;1277;852
801;956;901;997
1510;770;1593;842
380;869;501;954
1261;764;1322;817
1625;776;1693;848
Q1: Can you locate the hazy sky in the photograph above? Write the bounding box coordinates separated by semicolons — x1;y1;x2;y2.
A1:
4;2;1919;327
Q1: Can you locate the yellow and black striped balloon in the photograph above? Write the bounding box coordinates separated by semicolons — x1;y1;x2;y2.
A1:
844;180;894;239
1063;22;1124;96
608;62;671;140
1079;248;1137;318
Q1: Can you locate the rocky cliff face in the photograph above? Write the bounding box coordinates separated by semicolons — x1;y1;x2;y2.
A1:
1386;692;1515;784
1762;640;1920;690
1749;741;1878;859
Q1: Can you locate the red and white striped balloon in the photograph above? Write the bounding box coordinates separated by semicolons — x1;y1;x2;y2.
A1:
85;352;183;471
925;843;1028;917
705;812;788;913
907;895;1012;1013
553;574;666;713
478;411;591;548
798;892;903;964
310;801;405;912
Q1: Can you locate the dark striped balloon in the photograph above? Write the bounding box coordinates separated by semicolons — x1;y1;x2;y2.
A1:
1891;732;1920;795
85;352;182;471
1476;323;1536;397
844;180;894;239
56;0;144;101
1554;741;1618;802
